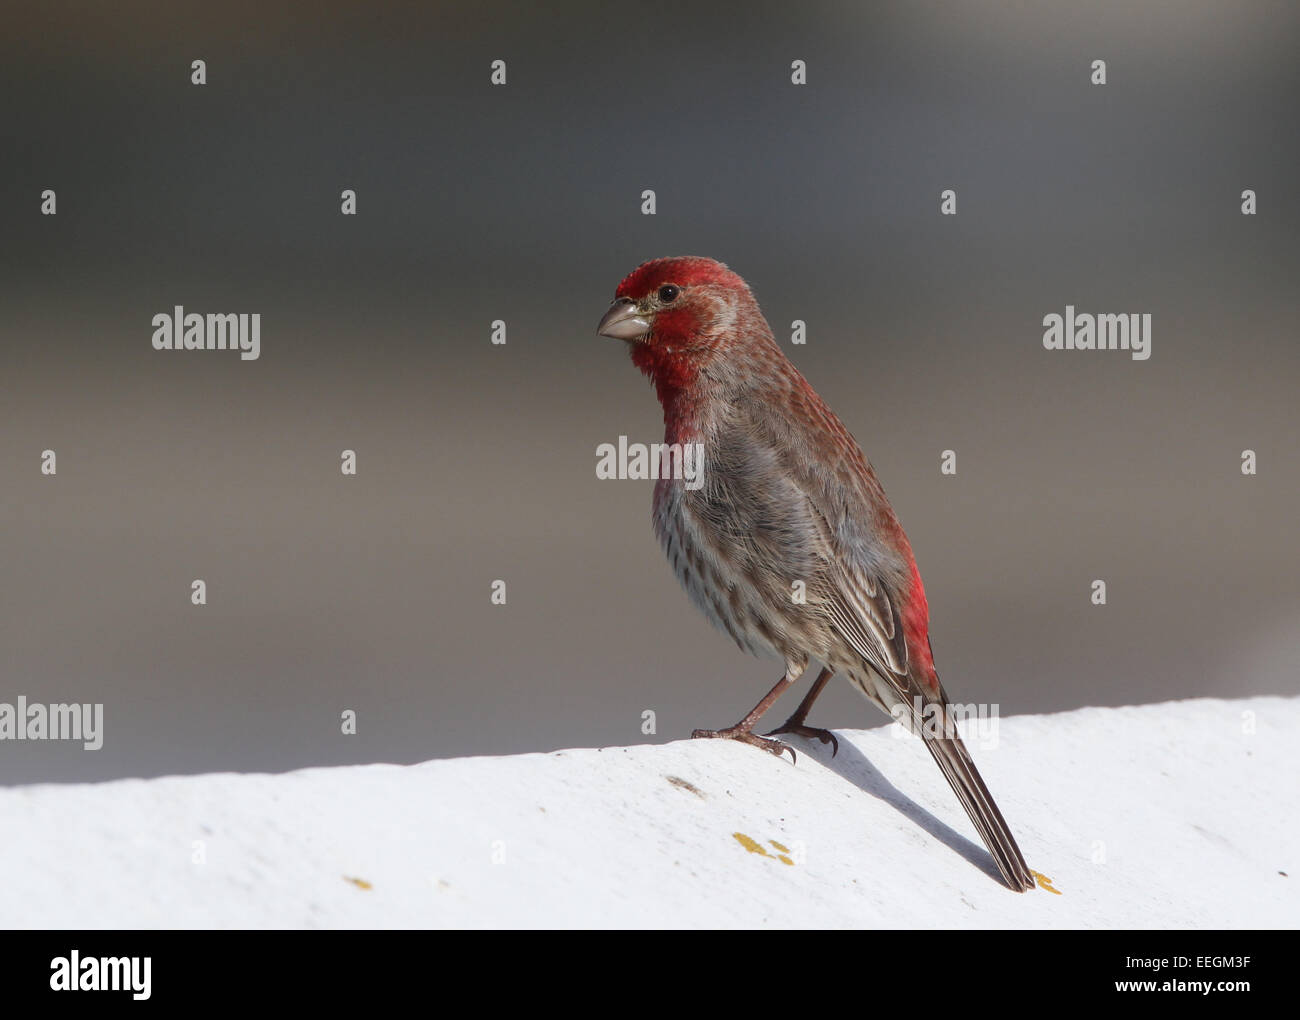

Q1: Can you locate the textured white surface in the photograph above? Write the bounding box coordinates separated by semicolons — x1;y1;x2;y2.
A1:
1;697;1295;928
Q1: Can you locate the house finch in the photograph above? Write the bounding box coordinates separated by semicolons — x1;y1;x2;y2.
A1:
597;256;1035;892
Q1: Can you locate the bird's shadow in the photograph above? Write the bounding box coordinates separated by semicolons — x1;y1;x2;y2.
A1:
785;729;1005;888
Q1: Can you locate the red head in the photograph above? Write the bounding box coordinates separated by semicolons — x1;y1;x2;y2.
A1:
614;256;748;303
596;256;776;411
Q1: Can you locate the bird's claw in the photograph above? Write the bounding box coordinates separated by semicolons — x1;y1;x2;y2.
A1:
691;726;797;764
765;721;839;757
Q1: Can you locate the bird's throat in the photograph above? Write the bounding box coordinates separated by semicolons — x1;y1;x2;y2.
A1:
630;342;707;442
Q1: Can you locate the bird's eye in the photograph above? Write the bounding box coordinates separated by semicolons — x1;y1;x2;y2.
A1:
658;284;680;303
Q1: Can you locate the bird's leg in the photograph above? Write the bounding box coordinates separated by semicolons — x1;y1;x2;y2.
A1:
692;672;799;763
766;665;839;756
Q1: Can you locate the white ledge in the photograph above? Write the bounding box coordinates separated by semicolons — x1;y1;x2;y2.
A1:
2;697;1295;928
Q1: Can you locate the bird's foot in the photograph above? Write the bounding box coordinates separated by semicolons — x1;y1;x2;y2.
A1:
765;719;839;757
691;725;797;764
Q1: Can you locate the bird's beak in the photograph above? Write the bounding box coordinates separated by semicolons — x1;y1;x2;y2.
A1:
597;299;651;341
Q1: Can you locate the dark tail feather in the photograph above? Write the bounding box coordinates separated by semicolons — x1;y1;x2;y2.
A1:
922;731;1036;892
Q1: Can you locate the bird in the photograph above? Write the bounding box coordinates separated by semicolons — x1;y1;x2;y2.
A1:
596;255;1036;892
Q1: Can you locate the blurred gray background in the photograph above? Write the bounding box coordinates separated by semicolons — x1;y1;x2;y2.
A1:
2;1;1297;784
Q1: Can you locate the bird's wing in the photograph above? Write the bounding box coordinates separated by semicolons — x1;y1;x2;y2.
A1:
822;549;910;681
735;396;911;685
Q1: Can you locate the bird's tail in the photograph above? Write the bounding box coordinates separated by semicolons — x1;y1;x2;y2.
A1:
920;723;1036;892
852;668;1036;891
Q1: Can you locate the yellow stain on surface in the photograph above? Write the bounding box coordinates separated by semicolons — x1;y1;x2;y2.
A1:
732;833;795;865
344;876;373;890
1031;870;1061;895
733;832;769;856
